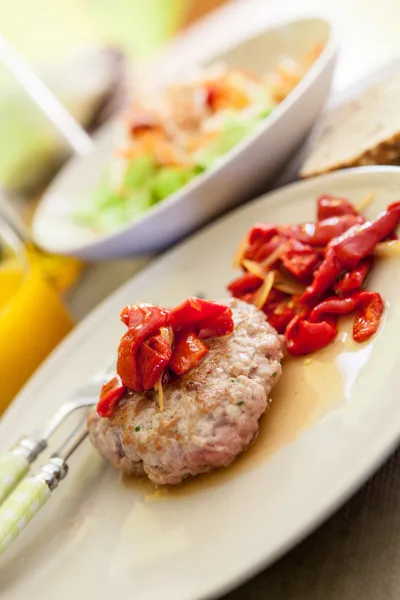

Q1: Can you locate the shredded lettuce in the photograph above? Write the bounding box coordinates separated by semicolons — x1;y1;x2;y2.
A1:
123;154;157;189
75;155;158;232
151;166;197;202
194;110;268;169
76;94;275;232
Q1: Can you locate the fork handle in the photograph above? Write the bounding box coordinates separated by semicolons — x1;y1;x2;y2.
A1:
0;477;50;554
0;456;68;555
0;452;30;505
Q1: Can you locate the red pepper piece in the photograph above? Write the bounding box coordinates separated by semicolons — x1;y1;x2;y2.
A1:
278;215;363;247
280;238;320;281
333;257;373;296
170;297;228;330
235;292;256;304
262;291;298;333
333;203;400;269
117;330;142;391
300;247;342;305
169;331;209;375
248;223;279;245
244;234;285;263
120;304;147;328
117;304;171;391
198;308;234;339
353;291;384;343
97;375;126;418
264;305;296;334
317;195;358;220
308;215;364;246
120;304;171;330
277;223;314;244
286;314;337;356
309;293;361;323
227;272;262;298
137;334;172;390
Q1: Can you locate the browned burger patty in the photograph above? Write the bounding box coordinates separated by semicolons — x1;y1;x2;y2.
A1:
88;299;283;485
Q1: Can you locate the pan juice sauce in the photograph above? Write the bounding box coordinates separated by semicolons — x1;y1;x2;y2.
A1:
123;315;379;500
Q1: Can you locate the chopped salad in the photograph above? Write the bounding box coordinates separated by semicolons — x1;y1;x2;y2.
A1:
77;45;323;233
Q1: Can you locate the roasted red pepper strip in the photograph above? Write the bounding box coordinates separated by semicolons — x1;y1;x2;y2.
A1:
262;289;297;333
227;272;262;297
264;304;296;334
286;314;337;356
117;304;171;392
235;292;256;304
353;291;384;343
171;297;227;330
245;216;362;261
120;304;171;330
198;308;234;339
169;331;209;375
117;330;143;391
308;215;364;246
244;234;286;263
317;195;358;220
300;247;342;305
280;239;320;281
279;215;363;247
248;223;279;245
332;202;400;269
97;375;127;418
333;257;373;296
137;334;172;390
309;293;361;323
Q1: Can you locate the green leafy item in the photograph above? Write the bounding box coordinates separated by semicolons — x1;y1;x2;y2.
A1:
195;109;273;169
151;166;197;202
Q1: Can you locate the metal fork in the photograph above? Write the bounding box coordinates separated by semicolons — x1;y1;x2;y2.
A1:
0;416;89;555
0;361;115;504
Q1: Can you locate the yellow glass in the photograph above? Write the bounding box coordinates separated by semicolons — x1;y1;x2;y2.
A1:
0;221;73;414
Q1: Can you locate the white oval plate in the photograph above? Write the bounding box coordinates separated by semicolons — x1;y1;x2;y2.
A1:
32;17;336;260
3;167;400;600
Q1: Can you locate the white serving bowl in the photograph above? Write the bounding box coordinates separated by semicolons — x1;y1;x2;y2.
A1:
33;17;336;259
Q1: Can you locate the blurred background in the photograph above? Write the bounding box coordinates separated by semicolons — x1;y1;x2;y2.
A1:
0;0;226;409
0;0;226;202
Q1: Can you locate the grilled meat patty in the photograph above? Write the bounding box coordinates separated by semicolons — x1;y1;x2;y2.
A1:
88;299;283;485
